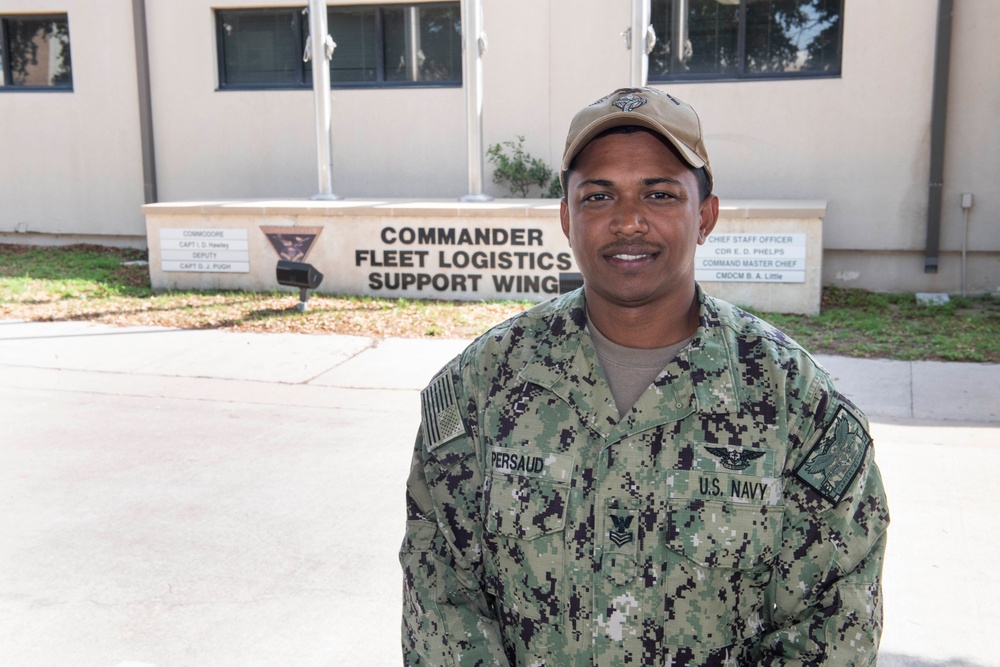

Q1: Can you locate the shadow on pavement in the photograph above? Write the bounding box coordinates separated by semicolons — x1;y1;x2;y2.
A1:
879;653;989;666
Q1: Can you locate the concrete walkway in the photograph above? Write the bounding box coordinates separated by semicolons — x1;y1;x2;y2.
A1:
1;320;998;666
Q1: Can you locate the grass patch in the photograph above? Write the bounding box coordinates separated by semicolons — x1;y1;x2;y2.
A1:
1;243;998;362
0;243;531;339
745;288;1000;363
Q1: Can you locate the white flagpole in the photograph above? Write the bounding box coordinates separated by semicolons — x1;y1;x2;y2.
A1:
306;0;341;200
629;0;654;87
460;0;492;202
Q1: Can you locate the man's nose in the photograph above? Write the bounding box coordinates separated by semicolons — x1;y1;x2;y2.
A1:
610;200;649;236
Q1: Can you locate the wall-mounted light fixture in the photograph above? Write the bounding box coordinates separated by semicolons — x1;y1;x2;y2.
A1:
559;272;584;294
276;260;324;312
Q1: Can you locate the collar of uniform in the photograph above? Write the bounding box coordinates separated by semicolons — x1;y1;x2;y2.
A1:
517;290;620;438
516;287;742;438
607;287;741;437
682;284;743;415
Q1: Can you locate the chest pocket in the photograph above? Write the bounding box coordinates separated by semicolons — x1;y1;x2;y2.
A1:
660;499;784;650
665;499;782;568
484;448;573;621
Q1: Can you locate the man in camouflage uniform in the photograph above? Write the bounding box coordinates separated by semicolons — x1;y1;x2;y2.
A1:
400;87;889;666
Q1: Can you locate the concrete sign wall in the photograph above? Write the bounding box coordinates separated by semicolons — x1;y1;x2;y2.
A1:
145;199;825;314
146;200;572;302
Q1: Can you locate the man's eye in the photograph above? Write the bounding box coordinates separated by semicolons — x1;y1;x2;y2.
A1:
584;193;610;202
649;192;677;200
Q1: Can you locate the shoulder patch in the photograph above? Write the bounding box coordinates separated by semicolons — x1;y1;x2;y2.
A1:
795;406;871;505
420;371;468;451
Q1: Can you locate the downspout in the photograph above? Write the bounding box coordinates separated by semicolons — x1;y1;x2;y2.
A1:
132;0;157;204
924;0;954;273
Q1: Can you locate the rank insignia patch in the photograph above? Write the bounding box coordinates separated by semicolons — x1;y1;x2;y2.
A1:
796;406;871;504
609;515;634;547
421;371;467;451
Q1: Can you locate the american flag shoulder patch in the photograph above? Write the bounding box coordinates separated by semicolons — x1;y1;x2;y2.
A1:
420;371;468;451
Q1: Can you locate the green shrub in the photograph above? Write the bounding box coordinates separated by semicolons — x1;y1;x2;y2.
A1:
487;136;561;198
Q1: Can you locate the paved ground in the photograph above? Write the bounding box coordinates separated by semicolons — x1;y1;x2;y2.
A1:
1;320;998;667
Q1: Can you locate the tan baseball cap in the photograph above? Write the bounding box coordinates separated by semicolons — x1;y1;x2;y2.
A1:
561;87;712;191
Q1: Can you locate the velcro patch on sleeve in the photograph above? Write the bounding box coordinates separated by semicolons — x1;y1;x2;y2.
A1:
420;371;468;451
795;406;871;505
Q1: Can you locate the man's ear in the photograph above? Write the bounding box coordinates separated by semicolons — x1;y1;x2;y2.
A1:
560;199;571;246
697;195;719;244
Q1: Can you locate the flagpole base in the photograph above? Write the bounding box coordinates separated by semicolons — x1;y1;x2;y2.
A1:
459;193;494;202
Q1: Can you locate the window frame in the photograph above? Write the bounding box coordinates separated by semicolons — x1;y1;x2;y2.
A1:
648;0;844;84
0;12;74;92
215;3;462;91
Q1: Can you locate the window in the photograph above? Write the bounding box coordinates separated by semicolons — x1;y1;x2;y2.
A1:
218;10;302;87
216;4;461;90
0;14;72;89
649;0;842;82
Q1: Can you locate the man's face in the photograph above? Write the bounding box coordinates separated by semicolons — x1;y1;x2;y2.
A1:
560;129;718;315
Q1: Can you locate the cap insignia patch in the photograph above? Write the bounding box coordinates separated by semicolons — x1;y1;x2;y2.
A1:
613;93;647;113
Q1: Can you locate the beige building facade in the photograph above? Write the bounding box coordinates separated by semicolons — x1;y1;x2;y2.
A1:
1;0;997;295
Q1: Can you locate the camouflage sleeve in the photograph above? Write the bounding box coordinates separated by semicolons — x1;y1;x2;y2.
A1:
759;373;890;666
399;361;509;666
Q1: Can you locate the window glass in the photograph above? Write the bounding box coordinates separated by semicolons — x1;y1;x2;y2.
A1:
219;10;301;86
1;15;72;87
382;6;415;82
383;4;462;83
744;0;841;74
687;0;739;76
216;4;460;89
417;4;462;82
649;0;841;81
328;7;378;83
